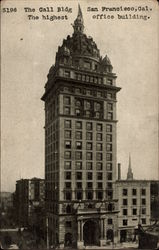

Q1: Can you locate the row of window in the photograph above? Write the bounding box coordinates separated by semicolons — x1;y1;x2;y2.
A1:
122;188;146;196
123;207;146;216
64;161;112;171
63;86;115;100
64;120;113;132
65;181;113;189
123;198;146;206
64;141;112;151
64;171;112;180
64;151;113;161
64;106;113;120
65;130;112;142
64;190;113;201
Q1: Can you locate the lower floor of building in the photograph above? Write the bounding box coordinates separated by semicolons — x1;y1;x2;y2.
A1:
47;211;119;249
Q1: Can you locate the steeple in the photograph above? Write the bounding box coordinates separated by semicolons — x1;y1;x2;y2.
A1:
127;154;134;180
73;4;84;34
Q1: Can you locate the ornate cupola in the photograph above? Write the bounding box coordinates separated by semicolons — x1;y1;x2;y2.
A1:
73;4;84;34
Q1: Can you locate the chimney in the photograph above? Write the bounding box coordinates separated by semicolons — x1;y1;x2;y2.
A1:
118;163;121;180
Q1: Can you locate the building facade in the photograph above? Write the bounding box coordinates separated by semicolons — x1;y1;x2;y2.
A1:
42;6;121;248
116;180;151;242
15;178;45;227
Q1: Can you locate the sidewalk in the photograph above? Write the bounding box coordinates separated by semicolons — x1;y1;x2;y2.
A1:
85;242;138;249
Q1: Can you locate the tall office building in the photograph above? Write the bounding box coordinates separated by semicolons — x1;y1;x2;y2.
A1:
42;5;121;248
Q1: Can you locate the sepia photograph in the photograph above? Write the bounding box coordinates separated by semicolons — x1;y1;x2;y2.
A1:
1;0;159;249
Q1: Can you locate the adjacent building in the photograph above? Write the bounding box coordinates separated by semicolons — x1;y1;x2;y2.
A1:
42;5;121;249
15;178;45;227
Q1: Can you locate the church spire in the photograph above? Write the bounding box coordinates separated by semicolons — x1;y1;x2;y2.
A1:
127;153;133;180
73;4;84;34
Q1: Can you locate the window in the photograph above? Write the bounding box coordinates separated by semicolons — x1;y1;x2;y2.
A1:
97;191;103;200
123;189;128;196
106;163;112;171
76;191;82;200
123;209;127;216
106;153;112;161
141;218;146;225
107;182;112;189
64;161;71;170
123;199;127;206
106;134;112;142
86;122;93;130
94;102;101;111
97;172;103;180
75;162;82;170
75;109;81;116
75;88;81;94
65;172;71;180
108;112;113;120
123;219;127;226
65;141;71;149
97;182;103;189
76;141;82;150
87;182;93;189
96;143;103;151
106;124;112;132
107;93;112;99
132;189;137;196
65;221;72;228
142;208;146;215
141;189;146;196
106;144;112;151
64;71;70;77
65;182;71;189
75;131;82;140
107;79;113;85
87;172;93;180
76;121;82;129
96;162;103;170
76;182;82;189
132;199;137;205
97;123;103;131
65;130;71;139
76;172;82;180
108;218;113;225
86;142;93;150
132;208;137;215
107;173;112;180
85;101;91;109
64;96;70;105
142;198;146;205
65;191;72;200
96;133;102;141
86;132;93;140
86;162;93;170
75;100;82;107
85;111;91;117
107;103;113;111
87;191;93;200
75;152;82;160
64;107;70;115
64;120;71;128
96;153;103;161
64;151;71;159
86;152;92;160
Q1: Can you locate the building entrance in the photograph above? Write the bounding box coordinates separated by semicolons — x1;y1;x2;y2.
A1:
83;220;99;246
120;230;127;242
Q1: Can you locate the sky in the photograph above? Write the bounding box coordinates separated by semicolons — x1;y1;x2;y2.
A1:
1;0;159;192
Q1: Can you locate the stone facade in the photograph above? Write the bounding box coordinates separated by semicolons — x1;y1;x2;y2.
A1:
42;5;121;248
115;180;151;242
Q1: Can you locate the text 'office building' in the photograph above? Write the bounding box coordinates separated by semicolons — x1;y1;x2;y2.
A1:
42;5;121;248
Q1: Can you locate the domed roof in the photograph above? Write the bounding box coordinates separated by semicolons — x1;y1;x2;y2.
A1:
55;5;100;63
